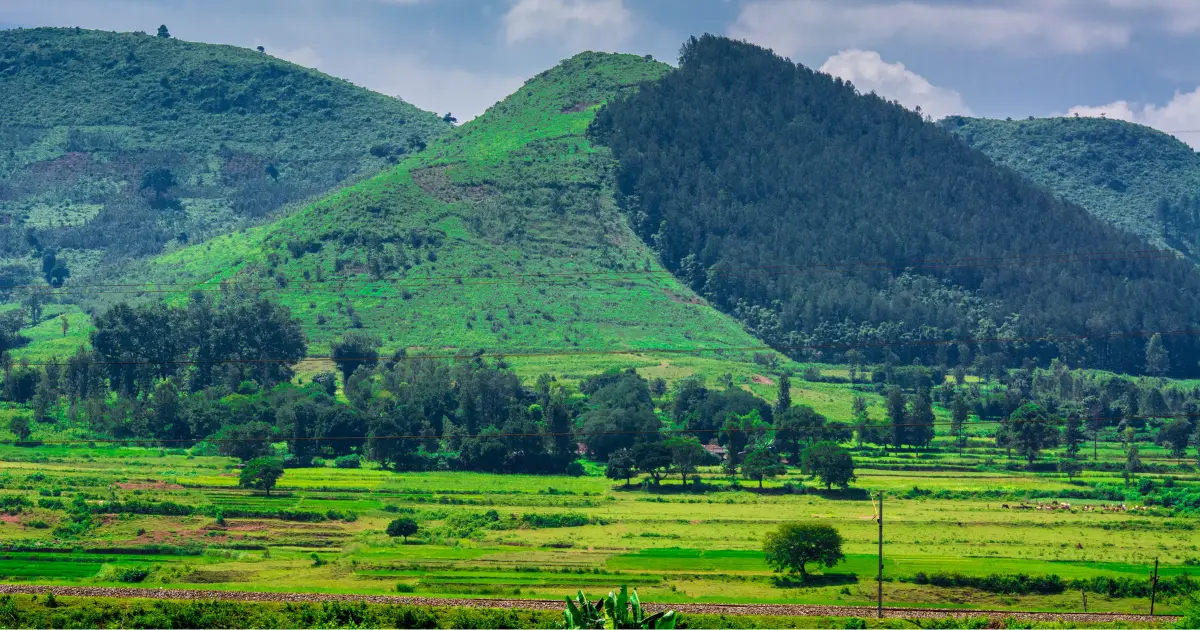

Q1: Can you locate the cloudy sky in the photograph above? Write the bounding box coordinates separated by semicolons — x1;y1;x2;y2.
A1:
5;0;1200;147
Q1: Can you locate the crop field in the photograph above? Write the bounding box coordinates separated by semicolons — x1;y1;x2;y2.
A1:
0;442;1194;617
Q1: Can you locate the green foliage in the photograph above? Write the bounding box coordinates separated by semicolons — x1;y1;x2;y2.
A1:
801;442;855;490
943;115;1200;254
0;27;449;284
386;517;419;541
562;586;677;629
593;34;1200;376
238;457;284;496
762;522;845;578
95;50;766;377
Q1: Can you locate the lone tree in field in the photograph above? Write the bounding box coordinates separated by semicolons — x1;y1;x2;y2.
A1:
1158;419;1191;461
742;445;786;488
763;522;844;580
386;517;419;542
802;441;855;490
606;447;636;487
1058;457;1083;482
239;457;284;496
950;393;969;454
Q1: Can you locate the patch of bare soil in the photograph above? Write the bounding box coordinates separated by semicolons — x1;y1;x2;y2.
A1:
411;166;490;203
751;374;775;385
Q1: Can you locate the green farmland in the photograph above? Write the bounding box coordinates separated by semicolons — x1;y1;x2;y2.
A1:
0;441;1194;617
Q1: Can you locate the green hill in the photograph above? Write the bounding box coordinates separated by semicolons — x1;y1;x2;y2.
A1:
941;115;1200;255
590;35;1200;377
0;27;449;288
69;51;777;382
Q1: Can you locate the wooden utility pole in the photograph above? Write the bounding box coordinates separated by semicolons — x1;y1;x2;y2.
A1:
876;491;884;619
1150;557;1159;616
1081;589;1087;612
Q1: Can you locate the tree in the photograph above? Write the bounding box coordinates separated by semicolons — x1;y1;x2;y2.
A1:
606;448;636;487
239;457;284;496
256;45;265;53
386;517;419;542
331;332;381;384
157;24;171;38
1158;419;1191;461
140;167;176;207
950;393;969;454
1063;410;1083;459
802;441;856;490
742;446;786;488
1009;403;1060;464
213;421;275;462
59;315;69;338
774;405;826;464
1058;457;1082;482
1145;333;1169;376
775;374;791;415
885;387;906;451
664;435;707;485
721;409;769;475
762;522;845;579
442;112;457;123
632;441;672;486
8;415;30;441
851;395;870;448
1124;443;1142;484
907;390;935;449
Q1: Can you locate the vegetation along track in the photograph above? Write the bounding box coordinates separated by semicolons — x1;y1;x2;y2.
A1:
0;585;1177;624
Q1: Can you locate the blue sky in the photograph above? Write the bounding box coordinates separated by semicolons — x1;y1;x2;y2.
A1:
6;0;1200;147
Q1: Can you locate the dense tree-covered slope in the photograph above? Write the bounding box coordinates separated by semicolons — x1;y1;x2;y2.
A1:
591;35;1200;377
0;27;449;287
78;51;768;373
942;115;1200;255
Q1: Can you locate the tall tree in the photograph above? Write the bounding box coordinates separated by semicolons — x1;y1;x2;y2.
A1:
851;395;870;448
908;390;935;450
885;387;906;452
331;332;381;384
742;446;786;488
1145;333;1170;376
950;392;969;454
775;373;791;416
1009;403;1060;464
1063;410;1083;459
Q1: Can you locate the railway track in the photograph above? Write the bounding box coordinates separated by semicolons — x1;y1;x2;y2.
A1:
0;584;1179;624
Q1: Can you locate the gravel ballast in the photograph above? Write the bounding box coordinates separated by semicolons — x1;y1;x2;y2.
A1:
0;584;1179;624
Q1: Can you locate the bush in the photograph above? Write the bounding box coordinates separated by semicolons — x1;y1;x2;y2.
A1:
565;461;586;477
334;455;361;469
117;568;151;583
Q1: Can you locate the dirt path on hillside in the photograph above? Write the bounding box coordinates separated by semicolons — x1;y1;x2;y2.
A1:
0;584;1177;624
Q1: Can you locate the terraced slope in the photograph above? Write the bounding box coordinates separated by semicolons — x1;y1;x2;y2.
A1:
92;52;772;378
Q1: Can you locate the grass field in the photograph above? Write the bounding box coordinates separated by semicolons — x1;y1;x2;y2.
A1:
0;441;1194;617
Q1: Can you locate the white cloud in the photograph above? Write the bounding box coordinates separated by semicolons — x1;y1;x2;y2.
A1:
1107;0;1200;34
503;0;634;48
1067;88;1200;149
819;49;971;120
729;0;1130;57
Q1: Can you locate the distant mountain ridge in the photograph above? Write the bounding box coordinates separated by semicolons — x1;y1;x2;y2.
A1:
942;115;1200;257
0;27;449;290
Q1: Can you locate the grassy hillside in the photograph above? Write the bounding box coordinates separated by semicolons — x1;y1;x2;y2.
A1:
591;35;1200;377
70;51;776;380
0;27;449;287
942;116;1200;255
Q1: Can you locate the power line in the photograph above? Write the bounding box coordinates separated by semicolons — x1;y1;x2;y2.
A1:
14;326;1200;367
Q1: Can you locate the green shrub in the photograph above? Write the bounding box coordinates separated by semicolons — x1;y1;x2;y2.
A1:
334;455;361;469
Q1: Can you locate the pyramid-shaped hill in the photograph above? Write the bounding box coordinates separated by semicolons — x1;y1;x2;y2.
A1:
104;52;776;379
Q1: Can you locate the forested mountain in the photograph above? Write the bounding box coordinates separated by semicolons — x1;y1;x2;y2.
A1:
0;27;449;289
941;116;1200;257
60;51;766;366
591;34;1200;377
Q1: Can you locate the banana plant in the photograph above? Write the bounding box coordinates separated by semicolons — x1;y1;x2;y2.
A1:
562;586;677;629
